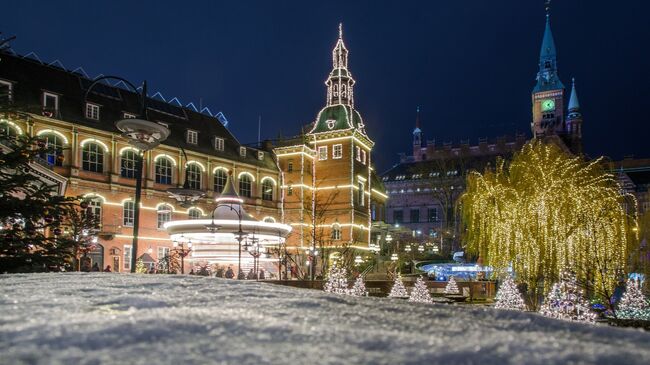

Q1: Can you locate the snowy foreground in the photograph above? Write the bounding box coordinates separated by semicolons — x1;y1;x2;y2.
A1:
1;274;650;365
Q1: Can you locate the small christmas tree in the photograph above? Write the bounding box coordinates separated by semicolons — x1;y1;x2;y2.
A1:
135;258;148;274
617;279;650;320
539;270;596;322
494;274;527;311
348;276;368;297
324;264;348;295
409;276;433;303
444;276;460;295
388;274;408;298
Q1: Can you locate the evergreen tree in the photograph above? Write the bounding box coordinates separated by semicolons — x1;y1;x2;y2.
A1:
617;279;649;320
539;271;597;322
135;258;148;274
409;276;433;303
324;264;348;294
444;276;460;295
494;274;527;311
388;274;408;298
348;276;368;297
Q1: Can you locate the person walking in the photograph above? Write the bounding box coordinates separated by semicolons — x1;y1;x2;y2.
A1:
258;268;265;280
103;265;112;272
225;266;234;279
91;262;100;272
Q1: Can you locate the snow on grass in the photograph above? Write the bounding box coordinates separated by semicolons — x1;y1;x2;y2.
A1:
1;273;649;365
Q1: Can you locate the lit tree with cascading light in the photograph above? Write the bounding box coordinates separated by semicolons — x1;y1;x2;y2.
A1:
324;264;348;295
444;276;460;295
617;278;650;320
388;274;408;298
459;140;638;309
409;276;433;303
494;274;527;311
539;270;597;322
348;276;368;297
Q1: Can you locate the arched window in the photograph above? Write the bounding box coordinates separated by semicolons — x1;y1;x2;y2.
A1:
341;84;347;97
82;142;104;173
263;216;276;223
0;121;19;137
157;204;172;229
188;208;201;219
120;149;137;178
239;174;252;198
155;157;173;184
41;133;64;166
186;164;202;190
262;179;273;201
213;168;227;193
123;201;134;226
331;223;341;240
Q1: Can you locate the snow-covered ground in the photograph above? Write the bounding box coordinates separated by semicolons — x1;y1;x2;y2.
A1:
1;274;649;365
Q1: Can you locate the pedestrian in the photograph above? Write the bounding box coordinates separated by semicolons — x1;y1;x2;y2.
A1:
149;267;155;274
91;262;100;272
103;265;112;272
225;266;234;279
216;266;225;278
258;268;265;280
189;269;195;275
247;268;255;280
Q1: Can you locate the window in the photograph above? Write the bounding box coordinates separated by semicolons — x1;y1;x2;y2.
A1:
186;164;202;190
318;146;328;160
0;121;18;137
287;161;294;172
123;113;136;119
393;210;403;224
87;198;102;223
155;157;173;184
43;92;58;114
358;182;365;206
186;130;198;144
157;204;172;229
41;133;64;166
188;209;201;219
239;146;246;157
332;224;342;240
124;245;132;271
239;174;252;198
263;217;276;223
258;151;264;161
85;103;100;120
214;137;224;151
123;201;135;226
410;209;420;223
0;80;12;103
157;246;170;261
361;150;366;164
287;185;293;196
262;179;273;201
356;146;361;161
213;168;227;193
82;142;104;173
120;149;137;178
333;144;342;159
428;208;438;222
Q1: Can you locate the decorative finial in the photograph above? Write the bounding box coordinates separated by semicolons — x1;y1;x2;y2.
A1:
338;23;343;39
545;0;551;18
572;77;575;85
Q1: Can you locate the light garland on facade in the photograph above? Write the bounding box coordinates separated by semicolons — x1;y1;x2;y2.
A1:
79;138;109;152
36;129;69;144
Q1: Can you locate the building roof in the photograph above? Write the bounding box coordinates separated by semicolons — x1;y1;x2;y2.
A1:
568;77;580;112
0;51;277;171
532;15;565;93
310;104;364;134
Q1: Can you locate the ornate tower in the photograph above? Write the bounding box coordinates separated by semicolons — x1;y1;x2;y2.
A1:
413;106;423;159
565;77;583;154
531;10;566;138
326;24;356;107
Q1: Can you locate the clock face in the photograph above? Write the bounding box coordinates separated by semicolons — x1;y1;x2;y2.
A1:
541;99;556;112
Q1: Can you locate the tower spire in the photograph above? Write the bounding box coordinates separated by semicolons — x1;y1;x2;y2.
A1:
326;23;355;106
533;2;564;93
415;106;421;130
568;77;580;112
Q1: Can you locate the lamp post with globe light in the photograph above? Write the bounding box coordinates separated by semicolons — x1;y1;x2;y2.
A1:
172;239;192;274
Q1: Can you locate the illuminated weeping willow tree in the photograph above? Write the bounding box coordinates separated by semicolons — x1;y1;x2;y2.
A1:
460;141;638;308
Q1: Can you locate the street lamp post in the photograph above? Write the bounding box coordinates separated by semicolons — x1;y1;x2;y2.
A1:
172;239;192;274
305;247;319;281
86;77;170;273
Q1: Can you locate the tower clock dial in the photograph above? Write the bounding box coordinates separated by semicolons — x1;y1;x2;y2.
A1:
541;99;556;112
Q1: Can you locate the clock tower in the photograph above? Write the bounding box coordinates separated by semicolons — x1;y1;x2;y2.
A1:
531;11;565;138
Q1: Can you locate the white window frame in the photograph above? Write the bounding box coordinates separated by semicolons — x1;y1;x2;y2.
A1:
318;146;328;161
239;146;247;157
85;103;100;120
258;151;264;160
0;80;13;102
358;181;365;206
361;150;366;165
186;130;198;144
123;201;135;226
43;92;59;112
356;146;361;161
157;246;170;260
214;137;224;151
124;245;132;270
333;144;343;159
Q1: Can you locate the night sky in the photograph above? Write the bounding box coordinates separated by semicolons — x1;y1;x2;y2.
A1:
4;0;650;172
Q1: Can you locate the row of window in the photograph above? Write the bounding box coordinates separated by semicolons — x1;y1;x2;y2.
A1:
316;144;367;164
392;208;439;224
387;170;460;181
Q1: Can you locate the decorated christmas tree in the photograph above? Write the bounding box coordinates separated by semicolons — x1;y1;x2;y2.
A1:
494;274;527;311
409;276;433;303
135;258;148;274
617;279;650;320
539;270;596;322
388;274;408;298
444;276;460;295
348;276;368;297
324;264;348;295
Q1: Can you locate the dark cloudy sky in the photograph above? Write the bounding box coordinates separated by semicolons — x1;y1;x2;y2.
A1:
4;0;650;171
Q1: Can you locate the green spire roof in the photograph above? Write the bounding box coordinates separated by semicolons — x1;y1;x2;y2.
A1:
568;77;580;112
533;14;565;93
540;15;557;60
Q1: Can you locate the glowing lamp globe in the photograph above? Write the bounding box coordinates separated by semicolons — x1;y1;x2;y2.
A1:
115;118;170;151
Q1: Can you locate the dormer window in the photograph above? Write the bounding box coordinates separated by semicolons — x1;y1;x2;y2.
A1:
239;146;246;157
43;92;59;115
186;130;198;144
0;80;12;103
214;137;224;151
257;151;264;161
85;103;100;120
